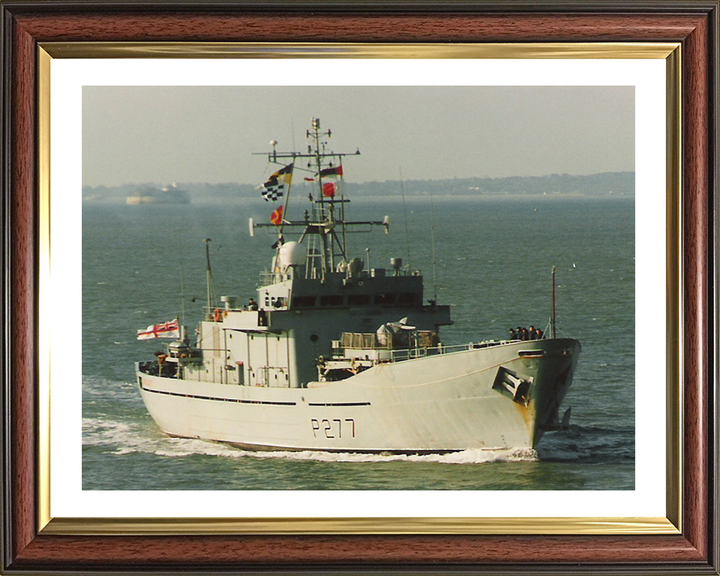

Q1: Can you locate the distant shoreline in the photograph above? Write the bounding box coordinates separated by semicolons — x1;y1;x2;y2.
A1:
83;171;635;204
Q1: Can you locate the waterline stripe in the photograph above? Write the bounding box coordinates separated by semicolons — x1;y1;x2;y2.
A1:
308;402;371;407
140;384;296;406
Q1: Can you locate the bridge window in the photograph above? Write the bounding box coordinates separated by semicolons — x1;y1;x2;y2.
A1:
293;296;316;307
374;293;397;305
320;295;344;306
399;292;420;304
348;294;371;305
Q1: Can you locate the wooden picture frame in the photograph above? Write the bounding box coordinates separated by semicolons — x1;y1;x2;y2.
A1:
1;2;717;573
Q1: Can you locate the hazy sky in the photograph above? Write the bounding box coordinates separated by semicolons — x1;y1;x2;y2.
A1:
83;86;634;187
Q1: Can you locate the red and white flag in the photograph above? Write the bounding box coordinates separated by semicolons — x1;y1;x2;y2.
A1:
137;318;180;340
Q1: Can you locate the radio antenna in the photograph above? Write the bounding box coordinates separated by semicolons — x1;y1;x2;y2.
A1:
551;265;557;338
291;117;297;151
204;238;216;312
399;165;412;270
429;189;438;303
180;257;187;326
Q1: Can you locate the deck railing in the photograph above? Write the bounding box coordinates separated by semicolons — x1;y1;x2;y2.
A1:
387;340;508;362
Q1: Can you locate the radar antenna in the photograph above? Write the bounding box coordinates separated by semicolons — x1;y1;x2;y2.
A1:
251;118;388;281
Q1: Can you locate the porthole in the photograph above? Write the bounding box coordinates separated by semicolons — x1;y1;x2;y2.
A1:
310;333;319;342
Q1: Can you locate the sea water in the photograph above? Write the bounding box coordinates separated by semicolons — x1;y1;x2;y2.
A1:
82;194;634;490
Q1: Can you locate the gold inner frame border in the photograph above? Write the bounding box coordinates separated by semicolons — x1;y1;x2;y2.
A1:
36;41;682;536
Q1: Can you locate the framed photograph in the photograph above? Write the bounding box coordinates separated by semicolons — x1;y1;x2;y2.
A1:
2;2;717;574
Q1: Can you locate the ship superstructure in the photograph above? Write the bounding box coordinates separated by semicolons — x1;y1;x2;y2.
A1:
136;118;580;453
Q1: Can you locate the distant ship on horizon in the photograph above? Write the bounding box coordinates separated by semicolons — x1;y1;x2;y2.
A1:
126;183;190;205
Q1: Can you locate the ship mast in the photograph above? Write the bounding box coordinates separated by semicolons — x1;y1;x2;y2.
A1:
252;118;387;281
309;117;336;278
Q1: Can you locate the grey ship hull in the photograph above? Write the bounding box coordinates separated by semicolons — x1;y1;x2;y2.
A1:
137;338;579;453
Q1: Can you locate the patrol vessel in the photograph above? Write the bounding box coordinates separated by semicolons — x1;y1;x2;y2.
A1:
136;118;580;453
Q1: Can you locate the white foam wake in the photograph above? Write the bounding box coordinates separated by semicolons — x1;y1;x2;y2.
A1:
83;418;537;464
83;417;163;455
243;447;537;464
